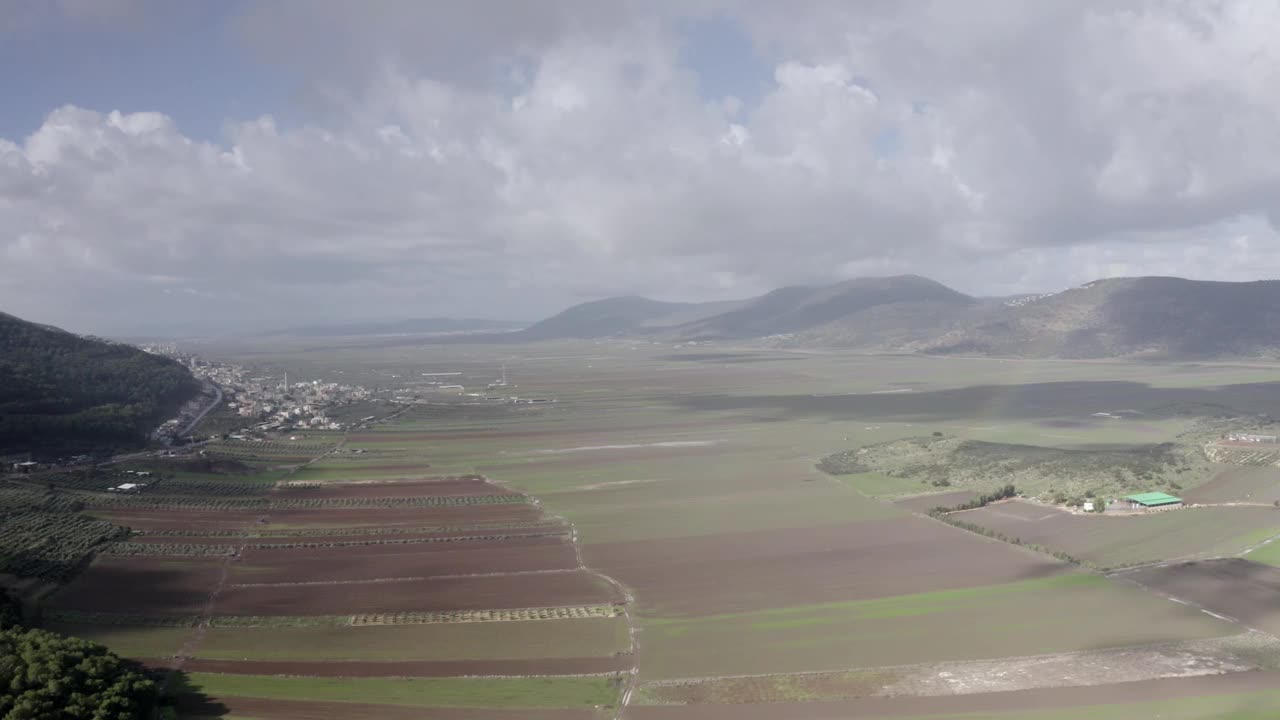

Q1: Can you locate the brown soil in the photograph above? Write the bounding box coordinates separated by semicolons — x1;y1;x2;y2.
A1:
587;517;1066;616
154;655;631;677
212;569;621;615
264;503;544;528
130;535;246;546
1128;558;1280;635
244;526;569;547
90;509;263;532
46;556;226;614
231;536;579;584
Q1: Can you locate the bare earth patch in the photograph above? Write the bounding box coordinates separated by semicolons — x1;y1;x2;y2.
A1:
636;632;1280;705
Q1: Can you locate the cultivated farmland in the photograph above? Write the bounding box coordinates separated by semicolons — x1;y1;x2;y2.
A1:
26;343;1280;717
951;501;1280;569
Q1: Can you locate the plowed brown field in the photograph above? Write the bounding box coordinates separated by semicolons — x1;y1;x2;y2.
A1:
231;536;579;584
588;518;1066;615
213;569;619;615
1128;558;1280;635
48;557;225;614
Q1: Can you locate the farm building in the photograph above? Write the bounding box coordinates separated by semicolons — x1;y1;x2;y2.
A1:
1124;492;1183;510
1227;433;1279;443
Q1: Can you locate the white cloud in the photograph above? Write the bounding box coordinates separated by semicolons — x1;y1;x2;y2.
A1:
2;1;1280;334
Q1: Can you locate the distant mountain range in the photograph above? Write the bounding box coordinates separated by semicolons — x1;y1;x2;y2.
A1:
263;318;525;337
512;275;1280;359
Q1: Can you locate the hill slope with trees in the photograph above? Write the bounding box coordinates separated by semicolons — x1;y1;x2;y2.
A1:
0;312;200;455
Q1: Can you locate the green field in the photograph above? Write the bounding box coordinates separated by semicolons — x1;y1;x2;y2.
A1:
956;503;1280;569
177;672;619;709
637;574;1233;679
1244;538;1280;567
51;616;630;661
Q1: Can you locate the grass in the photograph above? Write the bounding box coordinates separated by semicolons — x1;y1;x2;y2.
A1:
957;503;1280;569
1244;538;1280;567
177;673;620;709
43;624;192;658
644;575;1103;627
833;471;930;497
195;617;631;661
639;574;1234;680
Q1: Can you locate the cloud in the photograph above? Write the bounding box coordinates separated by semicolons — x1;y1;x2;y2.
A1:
2;1;1280;334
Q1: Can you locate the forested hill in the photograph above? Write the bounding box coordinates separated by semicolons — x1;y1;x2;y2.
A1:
0;311;200;455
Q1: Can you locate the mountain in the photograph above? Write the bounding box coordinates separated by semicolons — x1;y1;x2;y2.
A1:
485;275;1280;359
675;275;977;340
264;318;524;337
516;296;701;340
917;277;1280;358
0;311;201;455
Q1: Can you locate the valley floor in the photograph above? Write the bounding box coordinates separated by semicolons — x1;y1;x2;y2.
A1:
32;345;1280;718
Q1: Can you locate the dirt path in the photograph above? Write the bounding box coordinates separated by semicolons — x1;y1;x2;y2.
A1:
519;492;639;719
162;510;263;687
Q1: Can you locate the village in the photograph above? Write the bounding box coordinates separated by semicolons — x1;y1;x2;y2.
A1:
143;348;374;436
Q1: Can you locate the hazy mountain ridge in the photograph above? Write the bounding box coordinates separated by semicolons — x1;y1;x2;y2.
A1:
917;277;1280;358
676;275;975;340
520;276;1280;359
515;296;699;340
264;317;524;337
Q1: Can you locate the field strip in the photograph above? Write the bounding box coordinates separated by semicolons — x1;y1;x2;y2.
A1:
635;632;1280;704
275;475;486;488
149;657;633;679
106;532;573;557
230;568;581;588
528;440;718;454
45;604;625;628
349;604;624;625
81;493;529;511
1109;572;1276;638
1105;526;1280;576
132;520;566;538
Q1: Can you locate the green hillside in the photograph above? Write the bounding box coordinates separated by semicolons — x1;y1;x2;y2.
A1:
0;312;200;455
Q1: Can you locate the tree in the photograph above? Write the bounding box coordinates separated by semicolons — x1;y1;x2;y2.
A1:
0;591;157;720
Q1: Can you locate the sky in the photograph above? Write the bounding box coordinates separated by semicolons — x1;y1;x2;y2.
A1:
2;0;1280;336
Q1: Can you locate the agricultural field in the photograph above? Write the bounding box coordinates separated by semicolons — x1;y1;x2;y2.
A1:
950;501;1280;569
1184;465;1280;504
20;343;1280;717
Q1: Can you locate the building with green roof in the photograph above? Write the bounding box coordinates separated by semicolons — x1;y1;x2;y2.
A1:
1124;492;1183;509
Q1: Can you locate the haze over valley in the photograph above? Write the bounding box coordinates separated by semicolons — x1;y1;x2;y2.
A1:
6;3;1280;719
